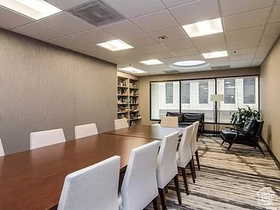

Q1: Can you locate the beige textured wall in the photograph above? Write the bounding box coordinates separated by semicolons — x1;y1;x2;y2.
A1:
139;68;260;125
260;38;280;162
0;29;117;154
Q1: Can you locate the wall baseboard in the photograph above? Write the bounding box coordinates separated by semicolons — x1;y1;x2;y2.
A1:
261;137;280;170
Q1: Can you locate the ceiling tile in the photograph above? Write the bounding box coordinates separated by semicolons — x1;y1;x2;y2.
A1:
169;0;220;25
223;8;271;31
13;12;94;41
259;23;280;49
170;48;200;57
147;26;188;41
0;7;33;30
162;38;193;50
225;26;264;49
269;5;280;23
162;0;197;8
192;34;226;51
231;60;253;68
132;10;178;32
102;0;164;18
45;0;90;10
100;20;145;40
220;0;274;16
132;10;177;32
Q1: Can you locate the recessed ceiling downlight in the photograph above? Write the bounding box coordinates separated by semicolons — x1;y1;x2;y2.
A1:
173;60;206;67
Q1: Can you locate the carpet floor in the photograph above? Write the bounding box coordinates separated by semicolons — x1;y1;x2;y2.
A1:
146;136;280;210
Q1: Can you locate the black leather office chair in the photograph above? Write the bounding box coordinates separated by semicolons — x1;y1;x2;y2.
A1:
220;119;264;155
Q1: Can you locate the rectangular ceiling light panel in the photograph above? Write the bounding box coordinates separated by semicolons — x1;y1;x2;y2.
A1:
140;59;163;65
202;50;228;59
183;18;223;38
119;67;146;74
97;39;134;51
0;0;61;20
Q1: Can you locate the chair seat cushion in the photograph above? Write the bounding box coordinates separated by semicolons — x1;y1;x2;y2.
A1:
220;129;238;143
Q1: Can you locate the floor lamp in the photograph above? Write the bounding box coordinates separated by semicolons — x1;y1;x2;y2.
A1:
210;94;224;135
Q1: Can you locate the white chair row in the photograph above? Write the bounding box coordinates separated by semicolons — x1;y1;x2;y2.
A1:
1;119;128;155
31;119;128;150
56;127;198;210
30;123;98;150
57;140;161;210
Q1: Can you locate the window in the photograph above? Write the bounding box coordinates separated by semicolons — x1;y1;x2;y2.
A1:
165;83;173;104
150;76;258;123
224;79;235;104
151;82;179;120
217;76;259;123
181;82;190;104
181;79;215;122
199;81;208;104
243;78;256;104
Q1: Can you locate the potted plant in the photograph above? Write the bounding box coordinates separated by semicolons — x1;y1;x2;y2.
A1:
231;106;261;129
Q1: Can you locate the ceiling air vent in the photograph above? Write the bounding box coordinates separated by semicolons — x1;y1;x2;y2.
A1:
211;65;231;70
69;0;125;27
164;70;180;74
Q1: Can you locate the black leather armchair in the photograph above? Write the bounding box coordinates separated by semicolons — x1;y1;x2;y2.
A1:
220;119;264;155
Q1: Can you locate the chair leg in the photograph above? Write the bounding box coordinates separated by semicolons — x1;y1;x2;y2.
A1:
256;144;265;156
227;143;233;150
190;159;196;183
174;175;182;205
152;196;159;210
191;158;197;179
159;188;167;210
221;140;225;145
180;167;190;195
195;150;201;171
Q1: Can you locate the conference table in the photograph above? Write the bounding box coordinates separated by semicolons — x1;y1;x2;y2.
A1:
0;125;184;210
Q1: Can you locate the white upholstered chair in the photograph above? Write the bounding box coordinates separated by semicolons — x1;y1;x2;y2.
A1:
75;123;98;139
157;132;181;209
114;118;129;130
177;125;196;194
30;128;65;150
120;141;160;210
160;116;178;128
57;156;120;210
0;138;5;157
191;121;201;170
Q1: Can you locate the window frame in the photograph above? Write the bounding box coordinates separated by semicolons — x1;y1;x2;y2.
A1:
149;75;260;125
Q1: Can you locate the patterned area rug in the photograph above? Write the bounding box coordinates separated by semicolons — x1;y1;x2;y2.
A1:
147;136;280;210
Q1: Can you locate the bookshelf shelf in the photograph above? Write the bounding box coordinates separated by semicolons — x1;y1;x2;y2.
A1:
117;72;141;125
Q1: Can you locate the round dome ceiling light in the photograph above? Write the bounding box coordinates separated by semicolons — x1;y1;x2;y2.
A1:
173;60;206;67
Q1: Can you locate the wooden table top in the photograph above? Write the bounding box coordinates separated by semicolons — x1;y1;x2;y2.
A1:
0;134;153;210
105;125;184;140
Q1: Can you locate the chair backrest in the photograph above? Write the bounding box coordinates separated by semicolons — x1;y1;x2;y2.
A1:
157;132;179;189
178;125;194;167
30;128;65;150
121;141;160;210
0;138;5;157
75;123;98;139
191;121;200;153
58;156;120;210
160;116;178;128
114;118;129;130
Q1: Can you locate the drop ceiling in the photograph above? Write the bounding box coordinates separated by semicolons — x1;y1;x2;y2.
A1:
0;0;279;76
